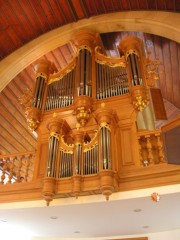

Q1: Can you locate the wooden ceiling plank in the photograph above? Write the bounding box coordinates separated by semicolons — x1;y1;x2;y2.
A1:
26;0;49;33
71;0;86;19
45;0;63;27
54;0;68;24
146;0;157;10
79;0;90;17
17;0;41;39
175;0;180;11
0;106;36;151
59;44;74;67
111;0;121;10
0;8;21;57
9;0;34;41
49;50;63;70
93;0;106;14
0;115;28;153
137;0;148;9
129;0;139;9
85;0;98;14
43;51;60;70
38;0;58;30
18;68;35;90
66;0;79;21
56;0;76;23
0;131;18;154
156;0;166;10
0;93;36;146
165;0;175;11
120;0;130;10
0;143;9;155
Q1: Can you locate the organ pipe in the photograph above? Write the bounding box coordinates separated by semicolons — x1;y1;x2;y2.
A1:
45;67;75;110
100;126;111;170
96;62;129;99
72;131;84;175
127;52;142;86
46;133;59;177
77;48;92;97
59;150;73;178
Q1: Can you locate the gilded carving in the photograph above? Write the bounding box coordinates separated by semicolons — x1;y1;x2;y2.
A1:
133;95;149;112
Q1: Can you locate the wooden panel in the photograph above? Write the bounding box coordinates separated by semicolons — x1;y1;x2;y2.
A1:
150;88;167;120
120;128;134;166
116;238;148;240
162;117;180;165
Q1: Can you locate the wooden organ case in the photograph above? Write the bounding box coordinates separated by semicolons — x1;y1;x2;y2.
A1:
17;30;180;206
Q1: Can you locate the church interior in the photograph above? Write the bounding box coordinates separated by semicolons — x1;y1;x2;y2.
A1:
0;1;180;240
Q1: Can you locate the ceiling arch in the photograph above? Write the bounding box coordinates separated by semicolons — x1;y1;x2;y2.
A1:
0;11;180;91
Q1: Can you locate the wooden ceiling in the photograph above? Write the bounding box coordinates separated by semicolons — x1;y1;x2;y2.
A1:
0;0;180;60
0;0;180;155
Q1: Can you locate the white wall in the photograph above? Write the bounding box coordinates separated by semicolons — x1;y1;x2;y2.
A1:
32;228;180;240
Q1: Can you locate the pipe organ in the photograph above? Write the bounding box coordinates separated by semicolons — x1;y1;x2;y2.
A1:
19;29;169;206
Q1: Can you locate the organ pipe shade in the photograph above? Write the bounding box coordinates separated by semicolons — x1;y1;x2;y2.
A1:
96;62;129;99
77;48;92;97
45;68;75;110
100;127;112;170
46;135;59;177
33;75;46;109
127;53;142;86
83;144;98;175
59;150;73;178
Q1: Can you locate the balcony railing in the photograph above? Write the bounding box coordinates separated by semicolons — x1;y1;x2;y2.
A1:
0;151;35;184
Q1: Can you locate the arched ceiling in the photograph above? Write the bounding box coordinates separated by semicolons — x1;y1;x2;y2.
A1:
0;1;180;154
1;0;179;61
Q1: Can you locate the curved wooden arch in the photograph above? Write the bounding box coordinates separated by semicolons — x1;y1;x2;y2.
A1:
0;11;179;91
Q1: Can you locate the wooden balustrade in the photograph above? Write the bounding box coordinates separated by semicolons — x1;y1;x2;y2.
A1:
0;151;35;184
137;130;165;166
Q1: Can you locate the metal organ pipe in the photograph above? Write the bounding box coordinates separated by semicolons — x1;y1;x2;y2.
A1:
46;134;59;178
100;126;112;170
127;52;142;86
45;68;75;110
77;48;92;97
33;75;46;109
74;143;82;175
96;62;129;100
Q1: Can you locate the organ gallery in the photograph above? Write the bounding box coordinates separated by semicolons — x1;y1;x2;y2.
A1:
1;29;180;205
